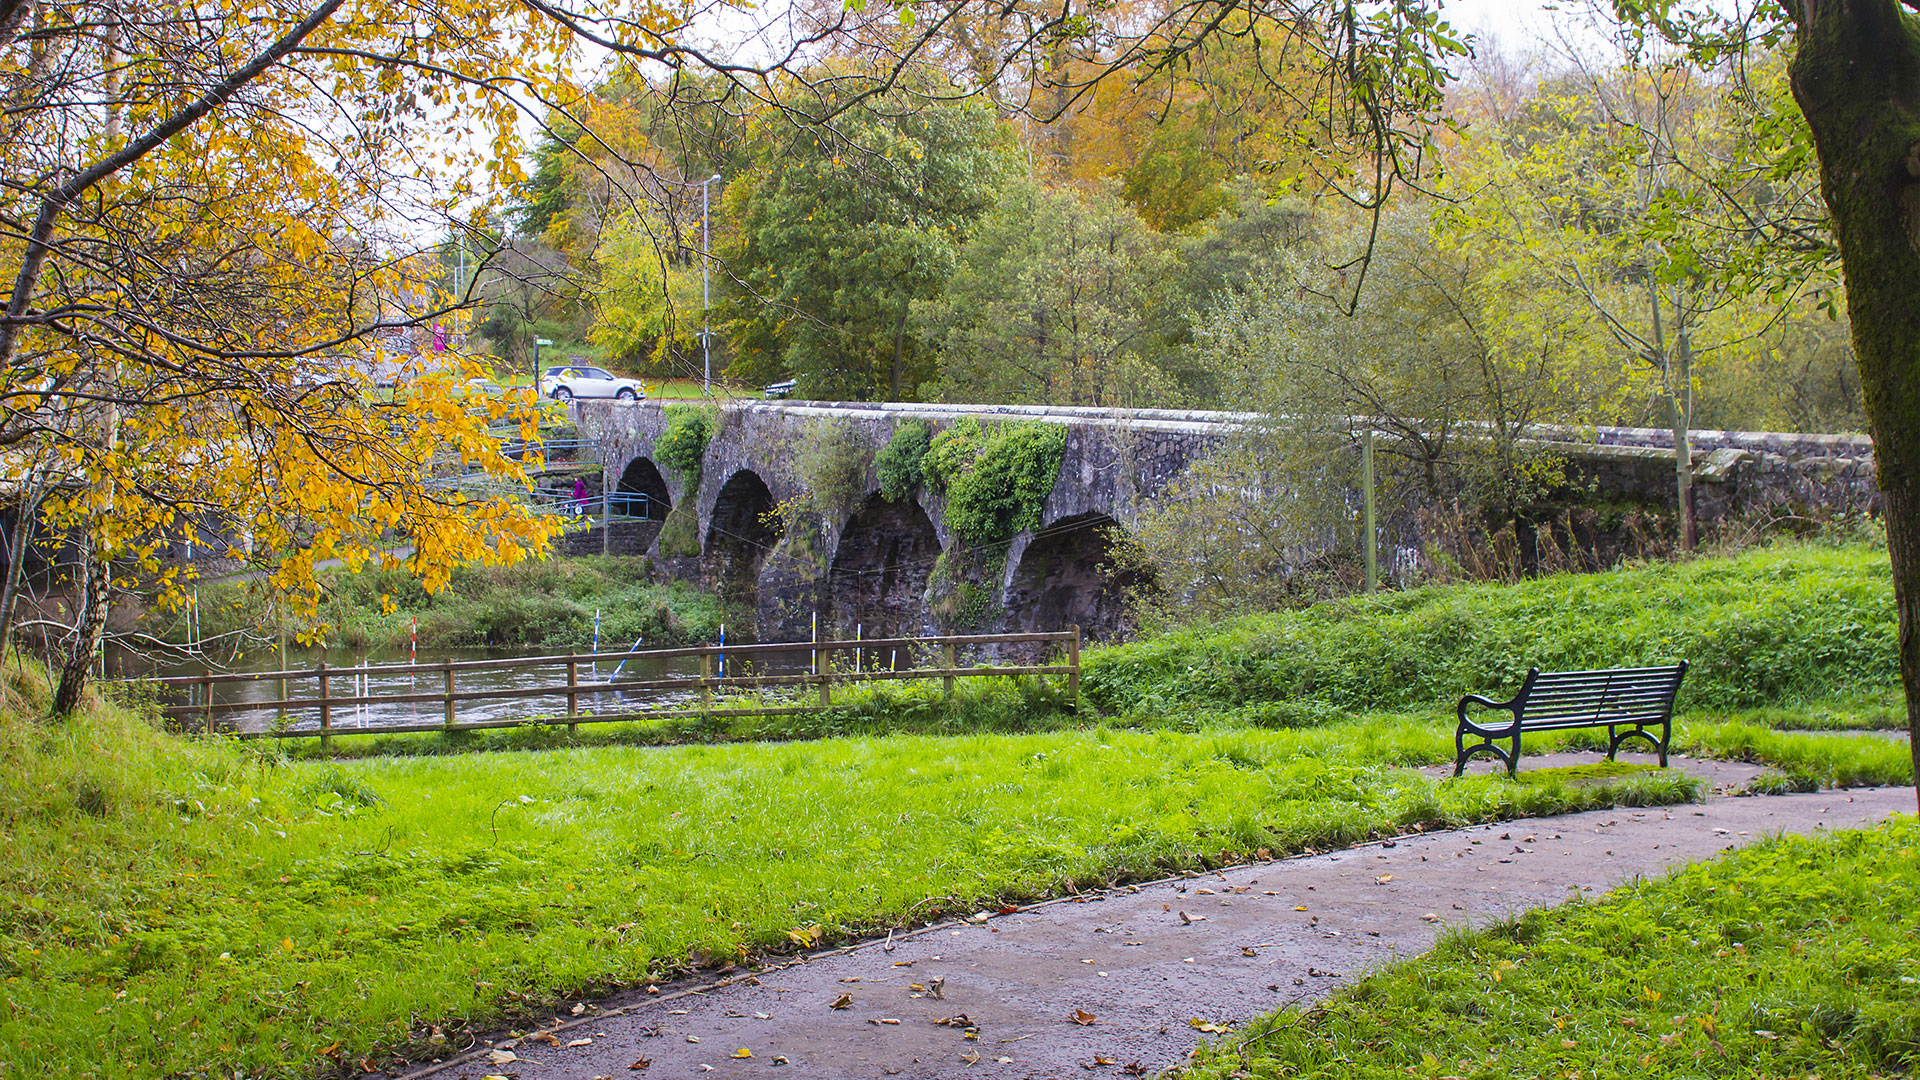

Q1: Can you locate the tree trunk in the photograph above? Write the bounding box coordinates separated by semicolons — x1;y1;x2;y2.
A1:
52;544;109;717
1790;0;1920;809
1673;320;1695;550
0;485;38;656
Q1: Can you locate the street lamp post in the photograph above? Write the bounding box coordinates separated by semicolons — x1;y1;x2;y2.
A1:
701;173;721;397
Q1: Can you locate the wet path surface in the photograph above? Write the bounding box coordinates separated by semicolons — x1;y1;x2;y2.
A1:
409;759;1912;1080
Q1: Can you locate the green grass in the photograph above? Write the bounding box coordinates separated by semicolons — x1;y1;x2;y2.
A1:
5;672;1737;1080
1087;542;1898;717
170;556;737;651
1181;814;1920;1080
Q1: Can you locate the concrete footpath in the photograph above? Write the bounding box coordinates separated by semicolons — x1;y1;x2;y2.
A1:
411;756;1913;1080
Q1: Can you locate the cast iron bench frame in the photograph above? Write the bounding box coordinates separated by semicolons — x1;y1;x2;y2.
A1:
1453;662;1689;777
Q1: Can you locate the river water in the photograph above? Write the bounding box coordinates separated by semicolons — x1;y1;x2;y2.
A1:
116;642;814;736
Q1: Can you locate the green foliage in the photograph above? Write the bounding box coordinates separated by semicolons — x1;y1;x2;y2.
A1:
652;404;717;481
916;180;1179;408
923;418;1068;544
170;558;732;650
1186;817;1920;1080
717;94;1017;399
875;420;931;503
795;418;872;520
1085;542;1899;716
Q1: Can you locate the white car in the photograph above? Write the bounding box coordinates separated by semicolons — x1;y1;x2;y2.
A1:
538;365;646;402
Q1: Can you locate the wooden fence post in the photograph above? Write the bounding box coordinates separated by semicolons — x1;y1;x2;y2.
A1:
442;660;456;730
566;655;579;738
943;642;956;700
700;650;712;711
200;670;213;736
1067;625;1081;708
317;661;331;750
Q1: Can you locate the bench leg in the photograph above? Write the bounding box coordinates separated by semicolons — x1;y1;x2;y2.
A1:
1508;730;1520;779
1453;738;1515;777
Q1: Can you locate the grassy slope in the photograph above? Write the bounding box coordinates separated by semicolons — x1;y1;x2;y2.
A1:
7;693;1727;1080
1182;816;1920;1080
1086;542;1898;717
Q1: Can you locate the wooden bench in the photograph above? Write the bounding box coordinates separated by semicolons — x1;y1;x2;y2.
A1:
1453;662;1688;777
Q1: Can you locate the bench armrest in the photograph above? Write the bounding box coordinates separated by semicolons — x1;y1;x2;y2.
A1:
1456;693;1519;734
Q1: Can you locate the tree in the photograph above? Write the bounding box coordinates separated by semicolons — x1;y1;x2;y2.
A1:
916;180;1179;406
1129;208;1617;614
717;91;1017;399
1608;0;1920;804
0;0;795;712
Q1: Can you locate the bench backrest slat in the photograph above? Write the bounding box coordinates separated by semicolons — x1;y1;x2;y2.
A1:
1511;663;1686;727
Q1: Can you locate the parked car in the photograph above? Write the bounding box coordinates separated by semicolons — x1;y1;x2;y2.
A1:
538;365;646;402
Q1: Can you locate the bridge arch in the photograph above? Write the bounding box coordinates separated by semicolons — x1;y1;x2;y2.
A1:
1004;512;1146;640
705;469;783;605
827;493;941;639
614;458;673;521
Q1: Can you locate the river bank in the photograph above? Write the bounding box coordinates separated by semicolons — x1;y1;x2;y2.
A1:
161;556;737;652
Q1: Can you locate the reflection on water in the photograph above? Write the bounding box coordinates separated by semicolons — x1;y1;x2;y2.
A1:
115;643;812;735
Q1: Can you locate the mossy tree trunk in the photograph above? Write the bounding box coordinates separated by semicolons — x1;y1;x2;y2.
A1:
1790;0;1920;808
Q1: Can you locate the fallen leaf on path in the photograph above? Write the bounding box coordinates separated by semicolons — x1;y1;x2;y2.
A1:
1123;1061;1147;1075
1082;1057;1116;1069
1376;874;1394;883
771;1055;789;1065
731;1048;752;1059
626;1057;651;1071
870;1018;902;1025
934;1015;975;1027
1190;1020;1230;1034
1422;913;1440;922
1241;947;1258;957
829;993;853;1010
1294;905;1309;911
685;1035;700;1043
1071;1009;1097;1026
567;1038;593;1048
1194;888;1216;895
961;1050;980;1066
532;1032;560;1046
572;1003;587;1015
487;1050;518;1065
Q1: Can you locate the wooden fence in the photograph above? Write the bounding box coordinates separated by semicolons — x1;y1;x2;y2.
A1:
151;629;1081;744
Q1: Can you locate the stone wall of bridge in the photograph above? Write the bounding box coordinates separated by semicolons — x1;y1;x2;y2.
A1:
572;401;1881;644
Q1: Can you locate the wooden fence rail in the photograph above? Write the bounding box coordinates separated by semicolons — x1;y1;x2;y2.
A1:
148;629;1081;744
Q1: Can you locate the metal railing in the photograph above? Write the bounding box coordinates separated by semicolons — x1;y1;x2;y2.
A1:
151;629;1082;744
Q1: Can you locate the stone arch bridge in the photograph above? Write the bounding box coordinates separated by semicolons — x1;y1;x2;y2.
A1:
571;401;1878;645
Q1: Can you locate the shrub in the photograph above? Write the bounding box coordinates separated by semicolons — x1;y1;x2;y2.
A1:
652;404;716;480
924;418;1067;544
797;418;871;519
876;420;931;503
